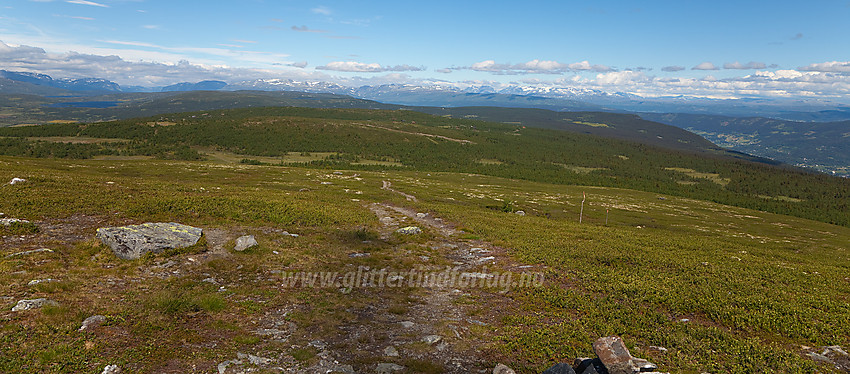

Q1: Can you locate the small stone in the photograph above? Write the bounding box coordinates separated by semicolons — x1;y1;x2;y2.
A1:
236;352;272;365
28;278;58;286
808;352;834;365
383;345;399;357
542;363;577;374
493;363;516;374
0;217;30;227
476;256;496;264
648;345;668;354
9;177;26;185
101;365;120;374
593;336;636;374
5;248;52;258
376;363;405;374
349;252;371;258
632;358;658;372
396;226;422;235
416;212;427;218
309;340;327;350
79;315;107;331
514;210;526;216
422;335;442;345
234;235;258;252
11;298;58;311
400;321;415;328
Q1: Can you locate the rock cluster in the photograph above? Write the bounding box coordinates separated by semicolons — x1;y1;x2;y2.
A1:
805;345;850;371
493;336;664;374
96;222;203;260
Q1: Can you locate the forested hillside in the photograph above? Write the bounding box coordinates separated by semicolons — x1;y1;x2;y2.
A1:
1;107;847;227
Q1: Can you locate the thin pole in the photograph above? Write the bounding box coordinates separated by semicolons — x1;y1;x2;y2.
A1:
606;208;609;225
580;191;585;223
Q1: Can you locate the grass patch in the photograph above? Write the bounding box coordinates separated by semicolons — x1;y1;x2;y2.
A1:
291;347;318;362
0;221;39;235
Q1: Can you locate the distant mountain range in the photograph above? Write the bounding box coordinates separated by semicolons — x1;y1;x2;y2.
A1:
1;69;848;176
3;69;850;121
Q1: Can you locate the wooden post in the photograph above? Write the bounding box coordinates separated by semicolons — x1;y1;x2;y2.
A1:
606;208;609;225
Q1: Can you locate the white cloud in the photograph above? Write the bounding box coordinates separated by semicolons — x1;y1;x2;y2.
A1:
316;61;424;73
311;6;331;15
463;59;610;75
692;62;718;70
292;25;328;33
567;60;614;72
798;61;850;74
435;68;452;73
0;40;316;86
661;65;685;72
66;0;108;7
724;61;767;70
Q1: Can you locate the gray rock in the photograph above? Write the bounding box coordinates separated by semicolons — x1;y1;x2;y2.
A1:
632;358;658;372
515;210;526;216
9;177;26;185
416;212;428;218
422;335;442;345
101;365;120;374
28;278;58;286
217;359;241;374
396;226;422;235
309;340;327;350
808;352;834;365
593;336;636;374
96;222;203;260
383;345;399;357
542;363;577;374
234;235;258;252
573;358;601;374
493;363;516;374
5;248;52;258
399;321;414;328
236;352;272;365
11;298;58;311
376;363;405;374
79;315;107;331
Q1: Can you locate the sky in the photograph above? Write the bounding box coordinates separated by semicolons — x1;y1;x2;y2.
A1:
1;0;850;101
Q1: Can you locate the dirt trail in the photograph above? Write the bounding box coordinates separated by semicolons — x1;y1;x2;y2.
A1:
295;176;519;373
357;123;474;144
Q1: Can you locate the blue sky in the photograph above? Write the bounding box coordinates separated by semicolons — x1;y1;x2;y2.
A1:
1;0;850;100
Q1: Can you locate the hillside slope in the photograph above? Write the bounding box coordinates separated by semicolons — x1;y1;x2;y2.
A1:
642;113;850;176
1;107;847;227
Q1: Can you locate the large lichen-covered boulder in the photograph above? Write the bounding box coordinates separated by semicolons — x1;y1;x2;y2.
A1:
96;222;203;260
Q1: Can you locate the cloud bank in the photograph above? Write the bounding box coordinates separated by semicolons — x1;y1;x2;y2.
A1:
316;61;424;73
2;41;850;101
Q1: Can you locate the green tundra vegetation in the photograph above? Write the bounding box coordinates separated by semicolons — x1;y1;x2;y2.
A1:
0;107;847;227
0;155;848;373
